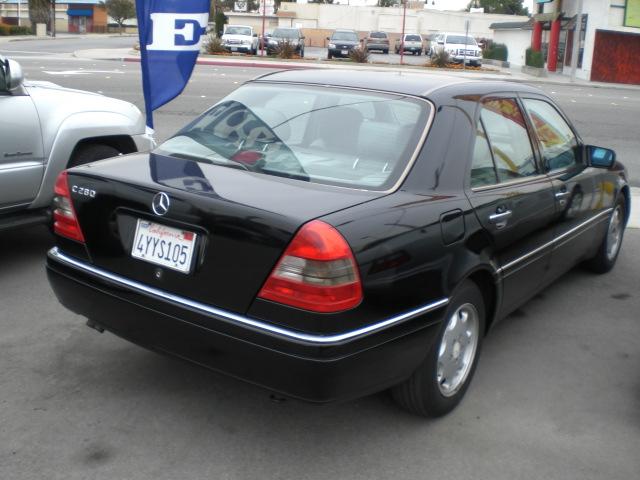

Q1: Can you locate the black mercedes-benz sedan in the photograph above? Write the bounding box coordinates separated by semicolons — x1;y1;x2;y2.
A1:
47;70;630;417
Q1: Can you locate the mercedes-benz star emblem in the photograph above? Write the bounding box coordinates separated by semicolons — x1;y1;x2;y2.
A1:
152;192;170;216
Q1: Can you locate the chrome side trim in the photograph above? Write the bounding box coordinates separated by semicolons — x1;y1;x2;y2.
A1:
497;208;612;275
470;174;549;193
48;248;449;346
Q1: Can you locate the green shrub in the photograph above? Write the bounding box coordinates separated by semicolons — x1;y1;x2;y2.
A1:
526;48;544;68
204;35;226;54
348;46;370;63
484;42;508;61
430;48;450;68
274;40;297;59
0;25;31;36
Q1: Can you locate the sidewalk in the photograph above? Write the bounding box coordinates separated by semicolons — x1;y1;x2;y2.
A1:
0;33;137;44
72;47;640;92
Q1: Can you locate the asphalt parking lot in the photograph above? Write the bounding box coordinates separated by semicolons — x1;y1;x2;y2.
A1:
2;224;638;479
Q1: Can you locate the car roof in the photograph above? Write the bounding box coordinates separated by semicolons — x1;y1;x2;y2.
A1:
252;69;543;99
334;29;357;33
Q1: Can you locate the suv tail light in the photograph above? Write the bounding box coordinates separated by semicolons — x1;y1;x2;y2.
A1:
258;220;362;313
53;171;85;243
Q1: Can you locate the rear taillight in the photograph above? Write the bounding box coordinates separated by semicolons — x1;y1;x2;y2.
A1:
258;220;362;313
53;171;85;243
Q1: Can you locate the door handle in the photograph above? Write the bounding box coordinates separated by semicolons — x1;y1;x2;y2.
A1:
489;210;513;223
555;191;570;199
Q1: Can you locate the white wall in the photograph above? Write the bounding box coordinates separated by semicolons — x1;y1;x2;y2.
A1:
493;29;531;66
278;3;529;38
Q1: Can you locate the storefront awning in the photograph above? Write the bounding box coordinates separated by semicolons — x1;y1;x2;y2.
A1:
67;9;93;17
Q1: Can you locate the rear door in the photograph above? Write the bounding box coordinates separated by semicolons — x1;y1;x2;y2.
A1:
520;96;607;277
0;88;45;210
466;96;558;316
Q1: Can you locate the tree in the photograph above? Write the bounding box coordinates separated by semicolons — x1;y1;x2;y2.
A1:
105;0;136;34
28;0;50;25
467;0;529;15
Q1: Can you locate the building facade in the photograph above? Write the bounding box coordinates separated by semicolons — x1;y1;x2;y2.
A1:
532;0;640;84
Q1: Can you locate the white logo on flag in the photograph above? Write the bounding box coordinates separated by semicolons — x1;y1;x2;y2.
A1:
147;13;209;51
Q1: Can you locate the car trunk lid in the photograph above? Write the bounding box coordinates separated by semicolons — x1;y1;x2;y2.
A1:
65;153;381;314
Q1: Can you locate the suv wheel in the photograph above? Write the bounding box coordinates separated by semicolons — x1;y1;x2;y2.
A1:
69;143;121;168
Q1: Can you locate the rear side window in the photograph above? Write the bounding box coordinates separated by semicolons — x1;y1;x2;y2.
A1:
480;98;538;182
157;84;430;191
470;121;498;188
522;99;578;171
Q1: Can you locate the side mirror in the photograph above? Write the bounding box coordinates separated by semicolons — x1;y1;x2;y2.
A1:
587;146;616;168
253;33;258;37
438;41;445;45
300;36;305;40
326;37;330;41
4;59;24;91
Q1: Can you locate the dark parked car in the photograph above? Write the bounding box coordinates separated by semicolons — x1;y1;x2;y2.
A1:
365;31;390;53
327;29;360;59
47;71;630;417
266;27;305;57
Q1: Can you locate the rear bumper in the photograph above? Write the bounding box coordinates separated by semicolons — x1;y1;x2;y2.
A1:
46;247;447;403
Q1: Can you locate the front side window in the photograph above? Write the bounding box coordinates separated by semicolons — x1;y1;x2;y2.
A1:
523;99;578;171
156;84;430;191
480;98;538;182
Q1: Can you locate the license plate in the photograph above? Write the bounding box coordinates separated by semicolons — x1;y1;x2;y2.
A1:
341;50;348;55
131;220;197;274
231;47;238;51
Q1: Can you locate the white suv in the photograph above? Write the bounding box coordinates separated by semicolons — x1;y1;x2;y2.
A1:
431;32;482;66
221;25;259;55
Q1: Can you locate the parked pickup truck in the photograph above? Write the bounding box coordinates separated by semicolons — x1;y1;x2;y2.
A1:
0;56;154;232
221;25;259;54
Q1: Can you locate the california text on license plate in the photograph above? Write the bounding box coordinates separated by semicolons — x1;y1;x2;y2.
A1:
131;220;197;274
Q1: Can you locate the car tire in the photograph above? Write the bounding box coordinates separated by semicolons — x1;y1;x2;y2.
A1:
327;52;332;60
585;196;626;274
300;48;304;58
391;280;485;417
383;49;389;54
69;143;121;168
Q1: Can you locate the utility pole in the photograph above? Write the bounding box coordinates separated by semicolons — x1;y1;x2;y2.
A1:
400;0;407;65
463;19;469;71
17;0;21;27
261;0;266;56
51;0;57;37
570;0;584;82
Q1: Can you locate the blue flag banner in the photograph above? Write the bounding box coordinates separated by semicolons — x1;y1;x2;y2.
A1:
136;0;210;130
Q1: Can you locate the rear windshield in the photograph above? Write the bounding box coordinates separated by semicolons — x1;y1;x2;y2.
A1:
225;26;251;36
446;35;477;45
405;35;422;41
370;32;387;38
272;28;298;39
332;31;358;42
156;84;430;191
